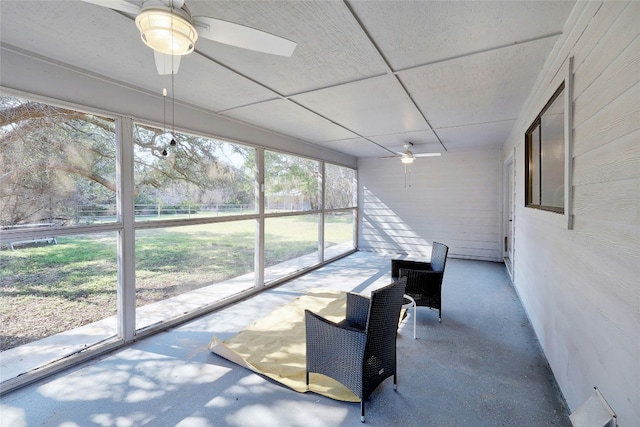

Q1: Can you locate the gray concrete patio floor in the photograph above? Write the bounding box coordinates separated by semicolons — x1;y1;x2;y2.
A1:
0;251;571;426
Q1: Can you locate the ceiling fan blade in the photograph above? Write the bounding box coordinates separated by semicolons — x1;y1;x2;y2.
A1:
154;51;181;75
414;153;442;157
192;16;297;57
80;0;141;15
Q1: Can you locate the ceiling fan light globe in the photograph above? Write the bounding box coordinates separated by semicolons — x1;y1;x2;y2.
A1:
400;156;414;164
136;9;197;55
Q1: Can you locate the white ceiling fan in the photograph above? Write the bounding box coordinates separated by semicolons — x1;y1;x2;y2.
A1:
381;142;441;188
82;0;297;75
390;142;441;164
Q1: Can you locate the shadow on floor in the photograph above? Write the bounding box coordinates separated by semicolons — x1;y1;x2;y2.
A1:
0;252;570;427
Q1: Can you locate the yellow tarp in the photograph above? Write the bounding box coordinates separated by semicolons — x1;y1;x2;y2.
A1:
208;288;360;402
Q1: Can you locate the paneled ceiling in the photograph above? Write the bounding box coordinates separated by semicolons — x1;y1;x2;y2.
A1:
0;0;576;159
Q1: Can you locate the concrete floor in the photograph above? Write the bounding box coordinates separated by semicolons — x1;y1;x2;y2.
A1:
0;252;571;426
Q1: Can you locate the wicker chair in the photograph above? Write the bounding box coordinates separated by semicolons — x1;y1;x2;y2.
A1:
391;242;449;322
305;277;407;423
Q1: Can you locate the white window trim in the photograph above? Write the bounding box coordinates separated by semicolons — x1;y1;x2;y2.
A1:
526;55;574;230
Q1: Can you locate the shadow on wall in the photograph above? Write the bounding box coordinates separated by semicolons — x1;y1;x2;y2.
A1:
359;187;434;258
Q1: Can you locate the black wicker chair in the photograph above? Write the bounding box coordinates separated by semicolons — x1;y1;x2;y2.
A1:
305;277;407;423
391;241;449;322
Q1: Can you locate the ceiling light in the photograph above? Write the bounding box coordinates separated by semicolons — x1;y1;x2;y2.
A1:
400;155;414;164
135;7;198;56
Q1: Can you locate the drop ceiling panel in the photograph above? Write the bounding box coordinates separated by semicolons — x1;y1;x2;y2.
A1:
398;37;558;129
188;0;387;96
436;120;517;151
316;137;386;158
0;1;145;76
173;55;279;112
222;99;358;143
292;75;429;137
349;1;576;70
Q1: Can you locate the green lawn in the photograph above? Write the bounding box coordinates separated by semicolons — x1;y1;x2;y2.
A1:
0;215;353;351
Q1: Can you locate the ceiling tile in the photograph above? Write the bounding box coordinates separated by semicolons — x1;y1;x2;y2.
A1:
174;56;278;112
317;137;388;158
1;1;146;76
188;0;387;96
349;0;576;70
222;99;358;143
436;120;517;151
398;37;558;129
292;75;429;137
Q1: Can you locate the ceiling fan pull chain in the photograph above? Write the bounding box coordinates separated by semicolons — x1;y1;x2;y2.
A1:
170;11;177;147
161;87;168;156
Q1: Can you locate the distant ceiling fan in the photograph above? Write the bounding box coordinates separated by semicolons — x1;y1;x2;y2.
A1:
392;142;441;164
82;0;297;74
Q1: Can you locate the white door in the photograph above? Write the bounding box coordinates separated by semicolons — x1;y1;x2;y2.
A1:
503;156;514;276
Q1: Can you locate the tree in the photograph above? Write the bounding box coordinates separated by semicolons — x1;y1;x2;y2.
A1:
265;151;320;210
324;163;356;209
0;95;254;226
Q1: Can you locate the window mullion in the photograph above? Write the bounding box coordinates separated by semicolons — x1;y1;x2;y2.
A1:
116;116;136;343
538;125;543;208
255;147;265;288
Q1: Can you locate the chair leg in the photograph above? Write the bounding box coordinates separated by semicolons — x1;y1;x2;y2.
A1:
394;372;398;391
361;400;365;423
306;371;309;390
438;308;442;323
413;303;417;339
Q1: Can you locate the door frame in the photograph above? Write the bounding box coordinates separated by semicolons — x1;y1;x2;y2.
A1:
503;151;515;278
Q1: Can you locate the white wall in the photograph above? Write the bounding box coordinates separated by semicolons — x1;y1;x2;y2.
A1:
505;1;639;424
358;149;502;261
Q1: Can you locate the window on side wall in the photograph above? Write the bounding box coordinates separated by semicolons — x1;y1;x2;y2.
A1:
525;83;565;213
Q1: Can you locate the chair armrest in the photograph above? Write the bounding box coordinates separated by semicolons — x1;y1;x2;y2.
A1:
391;259;432;278
345;292;370;329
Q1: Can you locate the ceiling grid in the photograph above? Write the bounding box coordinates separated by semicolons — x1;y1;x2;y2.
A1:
0;0;577;158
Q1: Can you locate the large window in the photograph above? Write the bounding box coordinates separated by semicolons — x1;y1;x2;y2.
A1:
0;97;117;226
264;215;319;283
135;220;255;330
132;125;258;329
324;164;357;259
265;151;319;212
0;95;118;352
264;151;321;283
133;125;256;220
525;84;565;213
324;163;357;209
0;93;357;388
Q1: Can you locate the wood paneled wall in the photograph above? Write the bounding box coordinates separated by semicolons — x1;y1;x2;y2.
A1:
505;1;639;424
358;149;502;261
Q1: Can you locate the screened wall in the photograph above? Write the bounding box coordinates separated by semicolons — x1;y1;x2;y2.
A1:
0;94;357;369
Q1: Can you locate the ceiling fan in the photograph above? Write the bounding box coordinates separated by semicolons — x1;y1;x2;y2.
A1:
391;142;441;164
382;142;441;188
82;0;297;75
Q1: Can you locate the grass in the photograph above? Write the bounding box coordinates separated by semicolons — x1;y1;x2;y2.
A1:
0;215;353;351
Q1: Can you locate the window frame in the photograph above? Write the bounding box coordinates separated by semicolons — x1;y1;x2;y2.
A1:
525;82;566;214
0;90;358;393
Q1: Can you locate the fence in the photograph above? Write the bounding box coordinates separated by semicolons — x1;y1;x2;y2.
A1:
73;203;253;223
